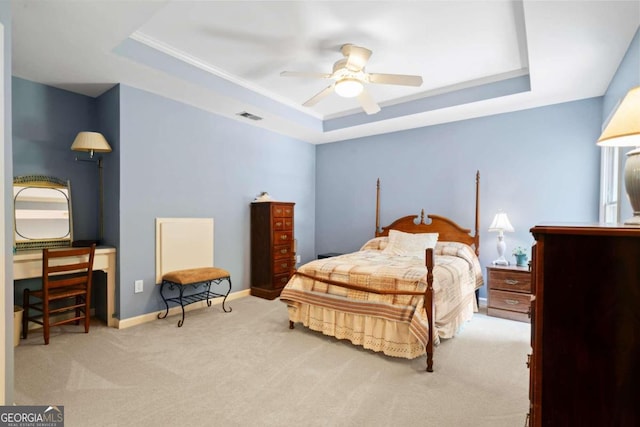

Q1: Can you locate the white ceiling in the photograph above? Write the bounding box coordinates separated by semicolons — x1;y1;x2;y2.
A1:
10;0;640;144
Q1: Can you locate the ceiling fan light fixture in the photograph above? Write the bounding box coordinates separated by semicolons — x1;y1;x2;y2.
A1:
334;78;364;98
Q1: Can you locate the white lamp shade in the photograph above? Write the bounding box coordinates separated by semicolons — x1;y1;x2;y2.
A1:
597;86;640;147
488;212;514;232
70;131;112;153
334;78;364;98
597;86;640;224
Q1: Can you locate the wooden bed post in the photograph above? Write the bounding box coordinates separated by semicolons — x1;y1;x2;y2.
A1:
375;178;381;236
425;247;435;372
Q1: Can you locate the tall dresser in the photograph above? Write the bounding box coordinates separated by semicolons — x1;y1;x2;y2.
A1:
528;224;640;426
250;201;295;300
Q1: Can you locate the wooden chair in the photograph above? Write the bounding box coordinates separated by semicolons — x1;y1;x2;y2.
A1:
22;244;96;345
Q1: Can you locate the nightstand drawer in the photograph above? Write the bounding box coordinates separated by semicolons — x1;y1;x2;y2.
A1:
488;270;531;293
489;289;531;313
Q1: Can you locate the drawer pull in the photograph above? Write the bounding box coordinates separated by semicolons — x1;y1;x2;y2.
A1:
280;248;289;254
281;263;288;268
280;277;288;283
280;235;288;240
276;221;283;227
504;299;520;305
505;279;520;285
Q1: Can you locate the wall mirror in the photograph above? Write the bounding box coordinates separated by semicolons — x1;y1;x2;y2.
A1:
13;175;73;251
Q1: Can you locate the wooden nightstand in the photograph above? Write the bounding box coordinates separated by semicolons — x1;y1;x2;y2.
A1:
486;264;532;323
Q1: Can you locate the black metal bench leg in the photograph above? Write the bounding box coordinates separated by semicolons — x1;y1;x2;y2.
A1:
221;277;232;313
177;286;186;327
205;281;213;307
157;281;170;320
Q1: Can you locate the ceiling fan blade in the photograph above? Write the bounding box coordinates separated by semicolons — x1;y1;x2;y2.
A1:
342;44;372;71
357;89;381;115
280;71;332;79
368;73;423;87
303;84;335;107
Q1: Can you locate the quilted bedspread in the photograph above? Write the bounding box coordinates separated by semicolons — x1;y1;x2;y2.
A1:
280;239;483;358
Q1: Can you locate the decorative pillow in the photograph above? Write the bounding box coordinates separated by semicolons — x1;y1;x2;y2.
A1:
360;236;389;251
382;230;439;258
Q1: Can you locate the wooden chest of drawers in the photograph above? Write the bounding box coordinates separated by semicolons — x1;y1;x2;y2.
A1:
527;225;640;426
486;264;531;322
250;201;295;300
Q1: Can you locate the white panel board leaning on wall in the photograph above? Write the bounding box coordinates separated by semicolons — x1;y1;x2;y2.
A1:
155;218;214;284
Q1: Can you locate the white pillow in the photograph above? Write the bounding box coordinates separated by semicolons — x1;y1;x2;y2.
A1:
382;230;439;258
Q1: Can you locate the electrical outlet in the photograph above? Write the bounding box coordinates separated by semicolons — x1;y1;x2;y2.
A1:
134;279;143;293
296;255;301;264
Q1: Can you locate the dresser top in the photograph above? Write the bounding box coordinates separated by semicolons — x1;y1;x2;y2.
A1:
531;223;640;238
251;201;295;205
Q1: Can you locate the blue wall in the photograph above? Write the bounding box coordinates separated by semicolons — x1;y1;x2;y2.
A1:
12;77;100;241
117;85;316;319
95;84;121;249
316;98;603;297
7;25;638;318
9;79;317;321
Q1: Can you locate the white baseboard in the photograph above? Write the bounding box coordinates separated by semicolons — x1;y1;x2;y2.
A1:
115;288;251;329
478;296;487;308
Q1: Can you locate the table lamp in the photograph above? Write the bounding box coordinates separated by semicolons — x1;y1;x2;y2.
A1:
597;86;640;225
488;211;514;265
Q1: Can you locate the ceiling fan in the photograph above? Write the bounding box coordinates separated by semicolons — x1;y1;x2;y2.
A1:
280;44;423;115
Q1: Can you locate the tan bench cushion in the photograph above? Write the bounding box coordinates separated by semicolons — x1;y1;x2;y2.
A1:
162;267;230;286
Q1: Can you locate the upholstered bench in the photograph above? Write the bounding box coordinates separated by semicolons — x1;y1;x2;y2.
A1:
157;267;232;327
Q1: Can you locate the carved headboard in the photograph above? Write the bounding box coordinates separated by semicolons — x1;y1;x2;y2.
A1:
374;171;480;255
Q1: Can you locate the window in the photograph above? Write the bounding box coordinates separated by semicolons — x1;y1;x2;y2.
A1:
599;146;619;223
599;97;624;224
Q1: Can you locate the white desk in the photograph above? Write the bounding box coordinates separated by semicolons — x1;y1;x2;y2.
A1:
13;246;117;327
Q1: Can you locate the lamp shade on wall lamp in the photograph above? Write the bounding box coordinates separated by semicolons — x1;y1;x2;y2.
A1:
488;211;514;265
597;86;640;225
70;131;112;159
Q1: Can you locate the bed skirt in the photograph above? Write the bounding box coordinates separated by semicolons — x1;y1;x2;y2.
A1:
285;294;477;359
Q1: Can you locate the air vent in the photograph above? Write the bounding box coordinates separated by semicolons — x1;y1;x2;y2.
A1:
236;111;263;121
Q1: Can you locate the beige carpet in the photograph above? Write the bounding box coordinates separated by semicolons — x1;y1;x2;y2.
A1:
14;296;531;427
